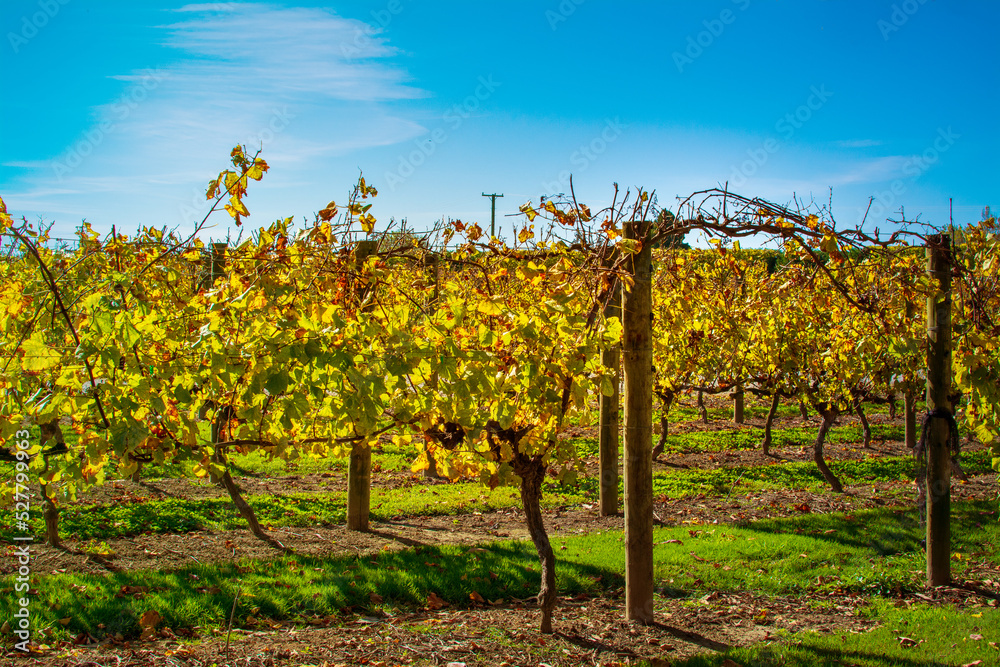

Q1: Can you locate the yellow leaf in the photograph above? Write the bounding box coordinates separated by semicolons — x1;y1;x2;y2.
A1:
21;334;61;371
820;233;839;256
411;452;429;473
476;299;504;317
247;158;269;181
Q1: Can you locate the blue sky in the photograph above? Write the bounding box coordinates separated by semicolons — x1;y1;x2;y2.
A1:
1;0;997;243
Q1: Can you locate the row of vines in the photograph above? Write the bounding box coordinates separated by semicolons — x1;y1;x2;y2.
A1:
1;147;999;632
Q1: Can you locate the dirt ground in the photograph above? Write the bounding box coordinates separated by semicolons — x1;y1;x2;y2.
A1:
4;408;999;666
5;583;998;666
9;466;997;578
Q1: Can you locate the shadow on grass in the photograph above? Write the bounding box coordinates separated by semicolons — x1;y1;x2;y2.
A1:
5;539;626;641
677;641;953;667
366;527;429;548
558;620;731;661
742;500;993;556
652;621;731;652
137;479;185;499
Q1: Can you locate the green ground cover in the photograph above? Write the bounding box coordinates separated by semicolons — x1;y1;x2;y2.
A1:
674;599;997;667
2;501;995;656
2;446;992;540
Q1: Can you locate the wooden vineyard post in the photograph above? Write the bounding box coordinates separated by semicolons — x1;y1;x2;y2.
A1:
210;242;227;283
622;219;654;624
423;253;443;479
732;383;745;424
599;251;622;516
347;240;378;532
199;242;228;291
925;233;953;586
203;242;228;486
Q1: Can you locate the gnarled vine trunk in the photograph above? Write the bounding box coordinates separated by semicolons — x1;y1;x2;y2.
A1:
812;404;844;493
761;391;781;457
904;392;917;449
485;421;558;634
39;420;64;547
651;390;673;460
212;411;284;550
697;390;709;424
515;455;556;634
854;399;872;449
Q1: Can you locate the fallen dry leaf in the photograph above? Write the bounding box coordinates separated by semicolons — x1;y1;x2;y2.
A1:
469;591;486;604
369;592;384;604
115;585;149;599
427;592;448;610
138;610;161;631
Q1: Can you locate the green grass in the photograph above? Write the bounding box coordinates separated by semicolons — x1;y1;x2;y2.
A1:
671;600;999;666
670;399;806;424
0;481;587;540
6;449;990;541
556;449;995;501
136;439;415;480
2;501;995;647
658;423;904;454
647;452;990;499
667;395;897;425
575;421;905;458
0;540;613;643
644;500;997;597
4;432;992;540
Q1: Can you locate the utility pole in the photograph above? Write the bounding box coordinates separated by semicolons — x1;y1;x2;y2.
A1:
482;192;503;238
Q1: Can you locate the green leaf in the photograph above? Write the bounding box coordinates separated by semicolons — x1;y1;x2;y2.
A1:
265;372;289;396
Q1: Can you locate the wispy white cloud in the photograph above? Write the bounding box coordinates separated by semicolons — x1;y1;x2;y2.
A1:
2;160;50;169
834;139;884;148
159;3;425;103
7;2;428;235
823;155;908;186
